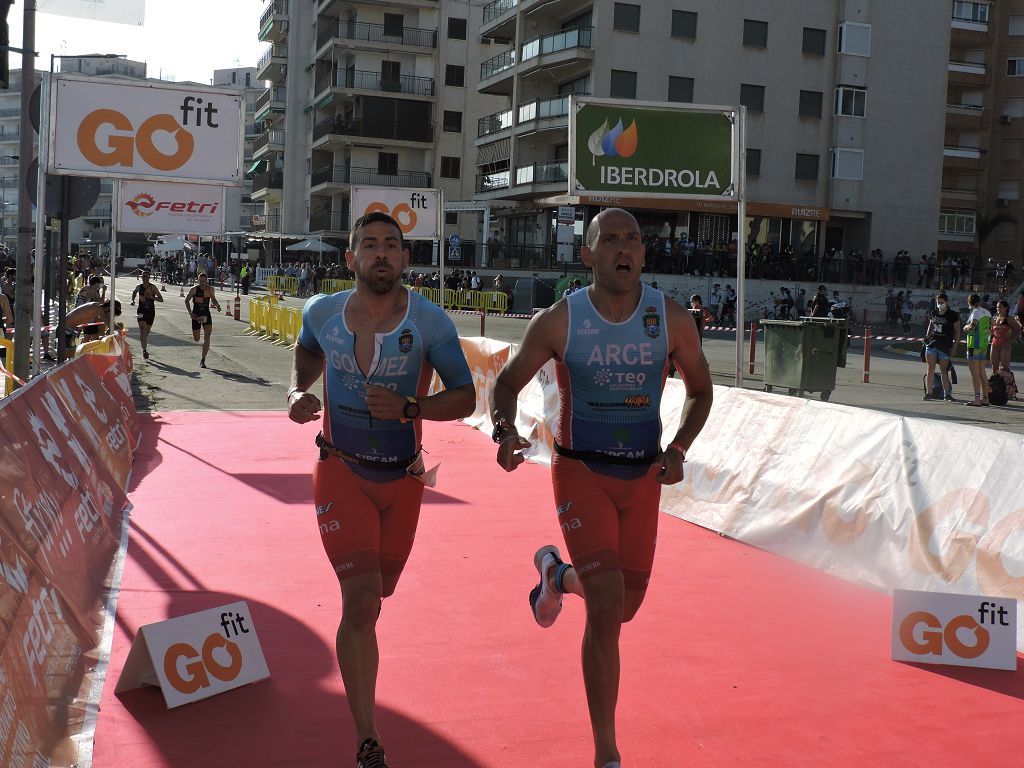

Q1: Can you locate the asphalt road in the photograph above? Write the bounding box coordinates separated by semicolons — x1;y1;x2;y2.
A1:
123;283;1024;435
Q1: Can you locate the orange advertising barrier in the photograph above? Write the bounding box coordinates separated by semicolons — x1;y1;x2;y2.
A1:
457;337;1024;653
0;332;138;766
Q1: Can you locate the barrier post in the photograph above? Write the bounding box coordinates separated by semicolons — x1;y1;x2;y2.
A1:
480;311;485;336
234;295;241;321
748;321;758;375
863;326;871;383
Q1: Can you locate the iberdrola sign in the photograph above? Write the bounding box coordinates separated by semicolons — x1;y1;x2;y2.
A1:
570;97;736;200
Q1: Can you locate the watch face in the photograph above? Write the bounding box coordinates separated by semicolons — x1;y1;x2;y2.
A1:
404;400;420;420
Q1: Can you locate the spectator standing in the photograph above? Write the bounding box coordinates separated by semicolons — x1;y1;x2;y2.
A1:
901;291;914;332
989;299;1022;372
709;283;722;321
963;293;992;406
810;285;830;318
921;291;960;401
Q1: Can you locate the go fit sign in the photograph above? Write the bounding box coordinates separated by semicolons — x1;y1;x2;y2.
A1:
49;75;244;185
115;601;270;708
890;590;1017;671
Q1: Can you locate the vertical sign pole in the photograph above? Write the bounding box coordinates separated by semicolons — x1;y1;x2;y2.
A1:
109;180;119;332
438;188;445;309
31;71;49;371
735;106;747;387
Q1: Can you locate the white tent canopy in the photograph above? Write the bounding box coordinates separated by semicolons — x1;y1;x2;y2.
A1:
152;235;195;254
285;238;339;254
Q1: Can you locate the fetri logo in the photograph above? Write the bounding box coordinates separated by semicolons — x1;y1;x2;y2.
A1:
587;117;638;161
124;193;219;217
125;193;156;217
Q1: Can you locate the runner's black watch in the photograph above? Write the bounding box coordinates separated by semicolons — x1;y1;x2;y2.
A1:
401;396;420;422
492;416;516;443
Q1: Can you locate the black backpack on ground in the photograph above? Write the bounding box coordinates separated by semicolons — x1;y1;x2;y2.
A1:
988;373;1009;406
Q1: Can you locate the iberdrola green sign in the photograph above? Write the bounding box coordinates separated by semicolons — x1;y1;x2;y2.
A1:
570;97;735;200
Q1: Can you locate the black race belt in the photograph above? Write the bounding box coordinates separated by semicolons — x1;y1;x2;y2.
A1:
553;441;655;466
316;432;418;469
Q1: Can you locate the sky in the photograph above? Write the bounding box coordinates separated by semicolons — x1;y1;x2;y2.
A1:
9;1;268;84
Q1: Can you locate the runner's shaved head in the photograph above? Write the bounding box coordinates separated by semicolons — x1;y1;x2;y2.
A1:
586;208;639;248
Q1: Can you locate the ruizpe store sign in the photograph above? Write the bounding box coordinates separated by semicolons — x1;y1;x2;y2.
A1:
571;98;734;200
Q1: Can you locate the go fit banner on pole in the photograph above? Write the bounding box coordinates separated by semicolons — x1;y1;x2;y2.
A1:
49;75;244;185
350;186;442;240
117;180;227;235
570;97;736;201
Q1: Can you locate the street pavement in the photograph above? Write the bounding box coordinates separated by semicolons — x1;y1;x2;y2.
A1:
121;281;1024;436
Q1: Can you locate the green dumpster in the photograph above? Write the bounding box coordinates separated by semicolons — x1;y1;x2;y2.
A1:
761;319;842;401
801;316;849;368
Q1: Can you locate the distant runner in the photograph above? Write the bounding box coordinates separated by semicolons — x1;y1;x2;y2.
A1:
130;269;163;360
185;271;221;368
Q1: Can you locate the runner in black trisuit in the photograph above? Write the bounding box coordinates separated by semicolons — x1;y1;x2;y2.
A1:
130;270;163;360
185;271;221;368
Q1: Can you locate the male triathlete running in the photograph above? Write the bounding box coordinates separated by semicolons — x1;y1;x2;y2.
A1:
185;271;221;368
491;208;714;768
287;212;475;768
130;269;163;360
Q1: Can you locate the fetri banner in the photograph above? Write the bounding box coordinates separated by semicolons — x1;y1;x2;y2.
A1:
50;75;244;185
117;180;226;235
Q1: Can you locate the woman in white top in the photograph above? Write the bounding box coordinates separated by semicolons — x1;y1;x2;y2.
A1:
962;293;992;406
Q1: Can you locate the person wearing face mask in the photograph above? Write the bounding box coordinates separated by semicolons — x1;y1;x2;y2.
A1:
922;291;960;401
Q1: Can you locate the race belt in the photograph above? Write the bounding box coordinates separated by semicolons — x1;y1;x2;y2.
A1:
316;432;418;469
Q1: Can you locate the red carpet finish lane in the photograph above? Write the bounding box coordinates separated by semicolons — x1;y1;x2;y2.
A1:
93;412;1024;767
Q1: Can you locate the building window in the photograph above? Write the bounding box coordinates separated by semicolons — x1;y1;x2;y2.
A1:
447;18;467;40
672;10;697;39
939;209;976;235
558;74;590;95
445;65;465;87
743;19;768;48
795;153;819;181
1003;138;1024;160
998;179;1021;200
838;22;871;56
443;110;462;132
610;69;637;99
803;27;826;55
378;153;398;176
614;3;641;32
799;90;823;118
740;83;765;113
835;86;867;117
1011;14;1024;35
746;148;761;177
441;156;461;179
668;76;694;103
1009;58;1024;76
384;14;404;37
953;2;989;23
832;148;864;180
445;211;459;226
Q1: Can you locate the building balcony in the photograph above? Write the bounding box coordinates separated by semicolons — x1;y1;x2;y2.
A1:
481;0;517;39
254;86;287;122
515;160;568;187
316;0;437;13
945;102;987;129
519;27;592;78
312;116;433;146
0;132;19;143
943;145;985;170
940;187;979;205
256;44;288;82
950;9;988;34
517;93;583;135
84;206;112;219
943;145;983;159
314;67;435;104
253;129;285;158
476;169;510;194
310;164;432;193
477;109;513;139
316;19;437;53
948;59;986;85
478;49;516;95
309;210;348;233
259;0;289;43
252;171;283;195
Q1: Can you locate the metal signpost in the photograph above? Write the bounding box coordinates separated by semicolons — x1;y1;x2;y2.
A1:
569;97;746;385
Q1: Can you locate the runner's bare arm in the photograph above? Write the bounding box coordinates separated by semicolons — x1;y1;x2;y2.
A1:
491;302;567;471
210;289;221;311
184;287;195;315
657;298;714;484
288;341;324;424
153;287;164;302
130;285;139;304
365;382;475;422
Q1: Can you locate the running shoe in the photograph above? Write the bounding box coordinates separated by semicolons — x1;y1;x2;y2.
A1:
602;763;621;768
922;392;935;400
356;738;388;768
529;545;566;628
142;350;149;360
200;357;207;368
944;394;958;402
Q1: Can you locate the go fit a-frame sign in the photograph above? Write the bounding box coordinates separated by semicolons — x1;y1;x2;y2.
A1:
569;96;737;201
48;74;245;186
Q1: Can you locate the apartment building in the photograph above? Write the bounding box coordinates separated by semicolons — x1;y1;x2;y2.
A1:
254;0;502;256
0;70;41;252
473;0;951;268
214;67;263;238
945;0;1024;275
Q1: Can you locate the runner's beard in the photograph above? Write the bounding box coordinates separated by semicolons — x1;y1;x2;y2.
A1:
355;262;399;294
